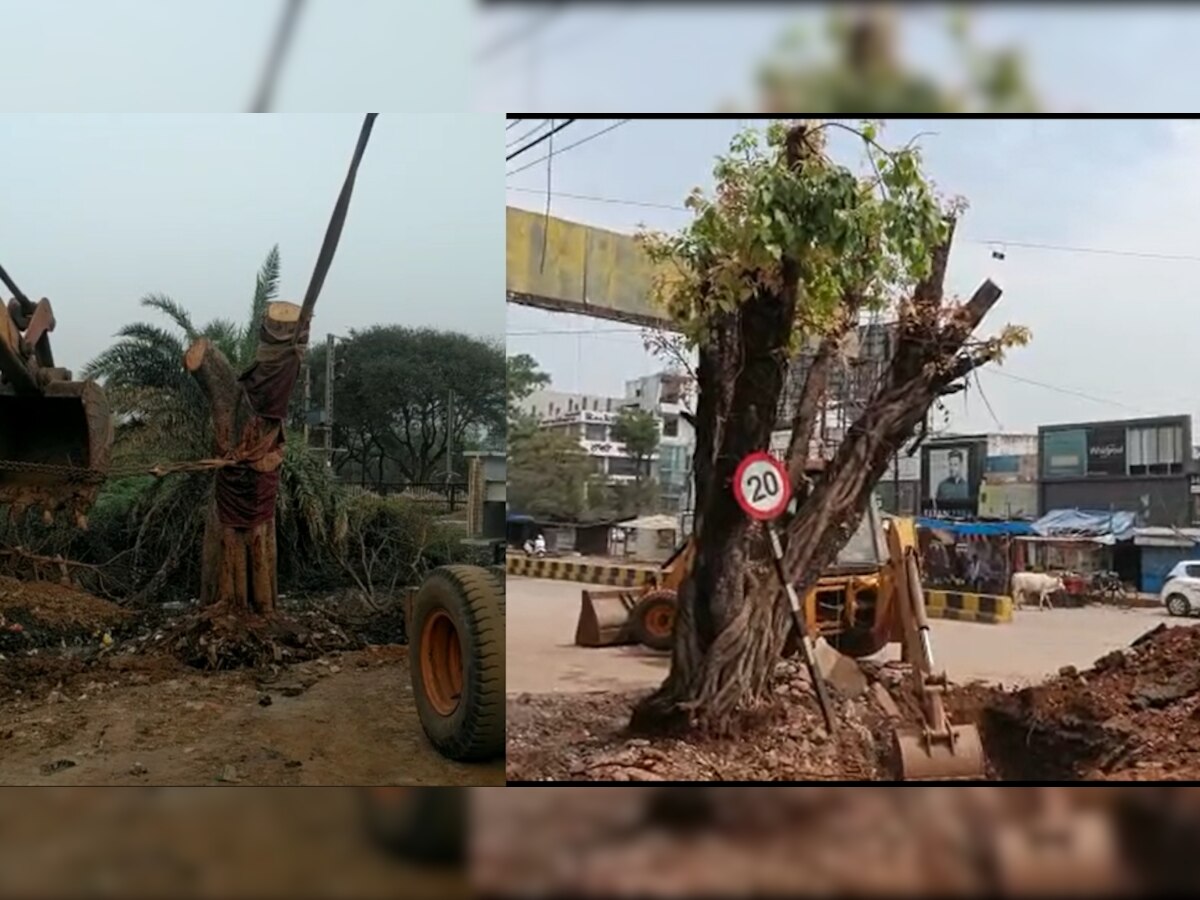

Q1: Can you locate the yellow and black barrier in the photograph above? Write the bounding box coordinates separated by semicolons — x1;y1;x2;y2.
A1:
924;589;1014;624
506;554;655;588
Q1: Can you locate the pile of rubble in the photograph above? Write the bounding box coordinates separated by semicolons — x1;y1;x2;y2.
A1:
506;656;894;782
954;623;1200;780
0;575;131;653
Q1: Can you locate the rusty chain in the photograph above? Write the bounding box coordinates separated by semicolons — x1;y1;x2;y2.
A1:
0;458;106;483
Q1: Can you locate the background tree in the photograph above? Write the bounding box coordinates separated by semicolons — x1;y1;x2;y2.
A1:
308;327;505;489
631;120;1028;734
755;7;1038;114
507;353;550;425
508;428;593;520
611;407;661;491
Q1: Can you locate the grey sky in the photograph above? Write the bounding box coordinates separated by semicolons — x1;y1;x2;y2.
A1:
478;6;1200;112
506;115;1200;436
1;114;503;372
0;0;469;112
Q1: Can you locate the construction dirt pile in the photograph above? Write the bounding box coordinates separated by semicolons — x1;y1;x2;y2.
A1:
0;575;131;646
943;622;1200;781
506;658;895;782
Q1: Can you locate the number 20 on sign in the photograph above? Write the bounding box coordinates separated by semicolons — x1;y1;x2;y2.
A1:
733;451;792;521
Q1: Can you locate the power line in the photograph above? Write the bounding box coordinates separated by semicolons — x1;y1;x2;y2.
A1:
507;185;688;211
507;118;576;162
507;119;550;149
981;368;1163;416
506;119;632;177
505;187;1200;263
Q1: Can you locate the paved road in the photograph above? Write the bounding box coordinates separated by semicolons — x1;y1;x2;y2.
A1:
507;574;1173;694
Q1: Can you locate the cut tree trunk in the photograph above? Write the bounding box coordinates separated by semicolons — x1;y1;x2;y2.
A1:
186;301;308;617
632;198;1004;735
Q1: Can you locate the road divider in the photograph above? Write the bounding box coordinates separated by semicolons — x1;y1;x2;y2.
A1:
506;554;655;587
923;589;1014;624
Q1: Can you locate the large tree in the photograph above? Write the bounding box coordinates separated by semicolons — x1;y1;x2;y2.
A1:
506;353;550;423
508;426;593;521
611;407;661;489
755;7;1038;114
630;121;1027;734
310;326;505;488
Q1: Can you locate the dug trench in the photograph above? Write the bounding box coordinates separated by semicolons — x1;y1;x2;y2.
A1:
0;576;503;785
935;622;1200;781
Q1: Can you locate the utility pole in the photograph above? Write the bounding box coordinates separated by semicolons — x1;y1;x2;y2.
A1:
892;446;901;515
325;333;335;469
445;389;455;490
302;359;311;446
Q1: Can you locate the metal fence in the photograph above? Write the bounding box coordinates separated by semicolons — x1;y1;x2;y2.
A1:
370;482;468;511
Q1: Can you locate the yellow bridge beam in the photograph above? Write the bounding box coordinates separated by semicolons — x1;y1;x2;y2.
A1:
506;206;682;330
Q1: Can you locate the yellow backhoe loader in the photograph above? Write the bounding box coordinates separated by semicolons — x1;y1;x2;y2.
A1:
575;498;986;780
0;267;113;524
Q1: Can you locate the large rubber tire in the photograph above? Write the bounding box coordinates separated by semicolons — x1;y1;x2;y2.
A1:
410;565;504;761
363;787;466;864
631;590;677;652
1166;593;1191;617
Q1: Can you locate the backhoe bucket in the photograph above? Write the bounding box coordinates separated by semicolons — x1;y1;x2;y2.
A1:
894;722;987;781
575;589;638;647
0;379;113;520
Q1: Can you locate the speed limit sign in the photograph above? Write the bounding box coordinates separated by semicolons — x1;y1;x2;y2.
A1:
733;451;792;521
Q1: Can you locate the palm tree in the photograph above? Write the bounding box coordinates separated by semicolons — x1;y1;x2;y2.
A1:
85;245;282;462
83;246;340;602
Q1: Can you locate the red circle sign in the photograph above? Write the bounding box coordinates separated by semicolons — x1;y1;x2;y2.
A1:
733;451;792;521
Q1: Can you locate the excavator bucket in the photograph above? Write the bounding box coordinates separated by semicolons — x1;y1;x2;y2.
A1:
575;589;639;647
894;723;987;781
0;379;112;521
886;517;988;781
0;282;113;521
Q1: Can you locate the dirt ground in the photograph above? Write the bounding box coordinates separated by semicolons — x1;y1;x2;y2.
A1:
506;574;1167;695
0;577;502;785
505;573;1193;782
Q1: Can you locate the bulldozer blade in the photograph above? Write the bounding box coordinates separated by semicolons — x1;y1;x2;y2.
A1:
575;589;639;647
894;723;987;781
0;379;113;519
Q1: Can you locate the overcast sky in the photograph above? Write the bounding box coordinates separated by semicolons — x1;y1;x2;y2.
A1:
507;116;1200;435
477;6;1200;113
0;114;503;372
0;0;469;112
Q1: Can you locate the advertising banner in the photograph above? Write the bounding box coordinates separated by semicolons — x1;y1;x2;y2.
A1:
1042;429;1087;477
1086;425;1127;475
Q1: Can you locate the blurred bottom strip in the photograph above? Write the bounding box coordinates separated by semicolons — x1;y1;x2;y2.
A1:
2;786;1198;897
475;786;1200;897
0;787;469;899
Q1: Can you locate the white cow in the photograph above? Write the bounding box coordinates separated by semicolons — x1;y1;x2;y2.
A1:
1011;571;1065;611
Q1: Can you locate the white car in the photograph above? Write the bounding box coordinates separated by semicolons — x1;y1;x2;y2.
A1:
1159;561;1200;616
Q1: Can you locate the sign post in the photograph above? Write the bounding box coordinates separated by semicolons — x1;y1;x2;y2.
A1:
733;451;835;735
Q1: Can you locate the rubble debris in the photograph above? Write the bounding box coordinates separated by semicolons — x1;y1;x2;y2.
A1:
948;623;1200;781
39;758;76;776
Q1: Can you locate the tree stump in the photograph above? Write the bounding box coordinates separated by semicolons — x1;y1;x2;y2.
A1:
186;301;308;617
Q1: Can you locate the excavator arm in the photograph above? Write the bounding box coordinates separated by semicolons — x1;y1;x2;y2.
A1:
0;264;112;524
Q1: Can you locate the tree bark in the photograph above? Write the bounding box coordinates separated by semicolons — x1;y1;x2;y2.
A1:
632;178;1005;734
187;301;308;618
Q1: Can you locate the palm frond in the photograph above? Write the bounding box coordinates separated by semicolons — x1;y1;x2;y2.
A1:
241;245;281;366
140;293;199;341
